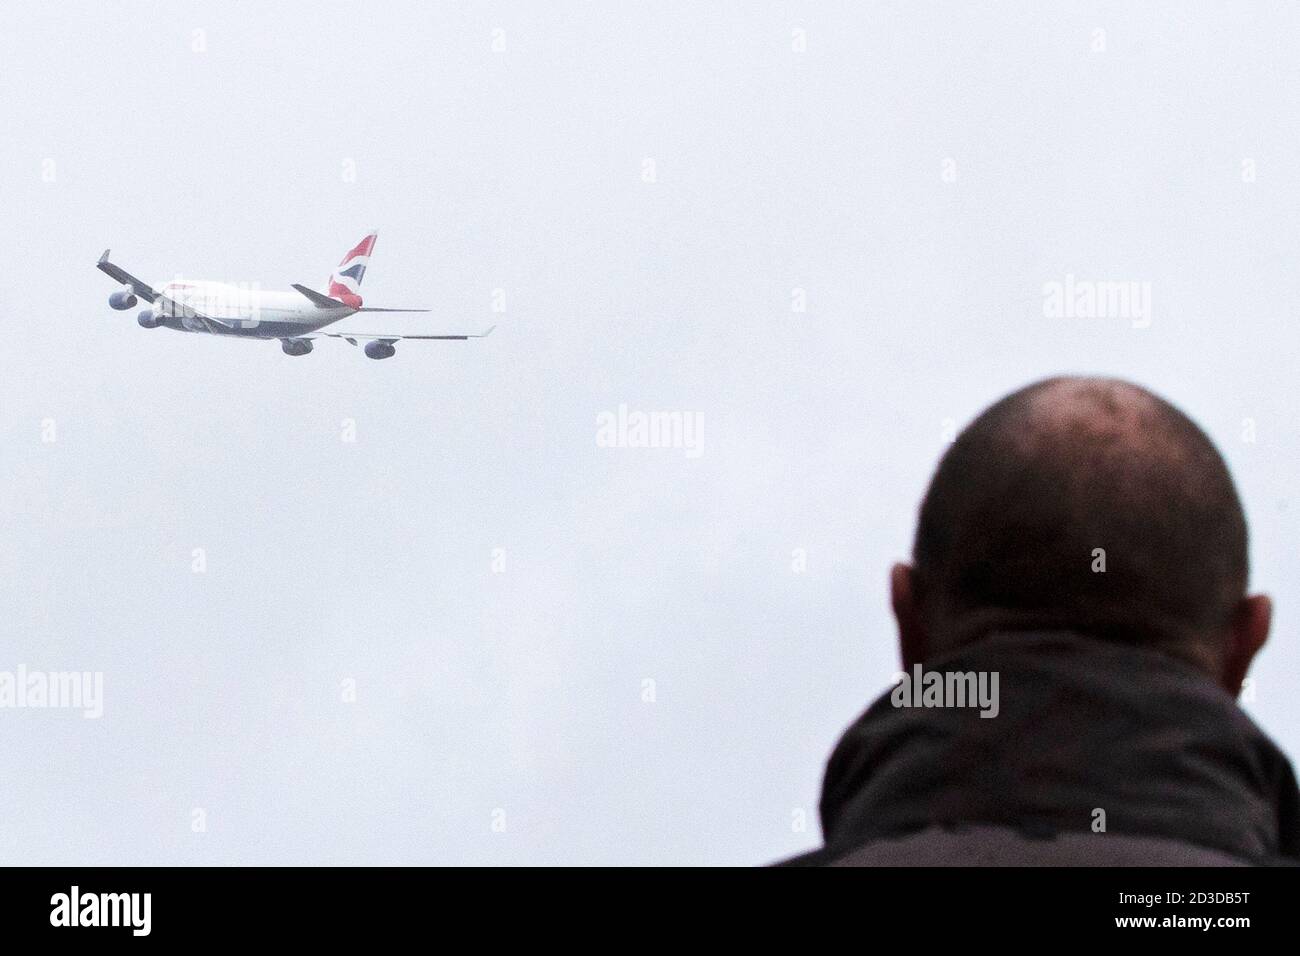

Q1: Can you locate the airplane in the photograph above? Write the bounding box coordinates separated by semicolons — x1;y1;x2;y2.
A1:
97;231;494;359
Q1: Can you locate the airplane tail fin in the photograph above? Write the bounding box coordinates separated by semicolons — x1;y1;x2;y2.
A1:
328;230;378;308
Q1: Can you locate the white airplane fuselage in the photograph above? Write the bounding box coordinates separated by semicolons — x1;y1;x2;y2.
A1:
148;280;352;339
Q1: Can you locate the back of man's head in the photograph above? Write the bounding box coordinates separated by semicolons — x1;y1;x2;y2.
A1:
905;376;1261;681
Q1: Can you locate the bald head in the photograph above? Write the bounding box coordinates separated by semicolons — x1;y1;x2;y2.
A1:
909;376;1251;672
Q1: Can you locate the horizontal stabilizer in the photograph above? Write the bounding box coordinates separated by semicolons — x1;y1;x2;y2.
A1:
292;283;352;310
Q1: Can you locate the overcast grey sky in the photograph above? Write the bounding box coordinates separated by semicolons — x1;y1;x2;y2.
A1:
2;2;1299;865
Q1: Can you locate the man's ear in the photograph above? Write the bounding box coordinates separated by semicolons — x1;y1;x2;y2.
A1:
1221;593;1271;697
891;563;929;670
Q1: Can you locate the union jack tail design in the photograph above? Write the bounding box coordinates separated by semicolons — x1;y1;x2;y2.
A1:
328;231;378;308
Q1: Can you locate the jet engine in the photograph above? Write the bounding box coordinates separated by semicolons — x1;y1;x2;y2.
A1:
109;290;138;310
137;309;161;328
364;341;396;360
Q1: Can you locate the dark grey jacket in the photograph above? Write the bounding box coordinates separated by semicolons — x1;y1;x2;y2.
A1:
785;631;1299;866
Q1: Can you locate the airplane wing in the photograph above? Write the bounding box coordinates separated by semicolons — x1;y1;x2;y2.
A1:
97;249;159;303
97;250;236;329
314;326;496;344
305;326;495;358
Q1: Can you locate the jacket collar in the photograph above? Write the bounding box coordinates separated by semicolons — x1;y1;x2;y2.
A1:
820;631;1300;862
